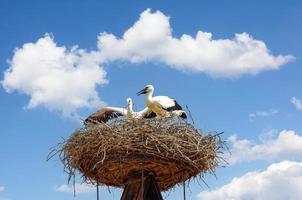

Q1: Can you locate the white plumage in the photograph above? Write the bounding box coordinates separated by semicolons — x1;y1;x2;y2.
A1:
137;85;187;119
84;98;155;125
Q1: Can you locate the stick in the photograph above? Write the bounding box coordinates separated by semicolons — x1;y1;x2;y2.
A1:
183;182;186;200
97;182;99;200
73;174;76;197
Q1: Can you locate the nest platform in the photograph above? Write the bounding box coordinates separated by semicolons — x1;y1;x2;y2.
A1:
53;118;225;191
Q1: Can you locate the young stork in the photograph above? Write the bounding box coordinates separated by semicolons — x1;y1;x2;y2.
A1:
84;98;155;125
136;85;187;119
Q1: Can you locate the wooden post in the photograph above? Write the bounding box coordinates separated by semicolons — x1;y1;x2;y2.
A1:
183;182;186;200
121;171;163;200
97;182;99;200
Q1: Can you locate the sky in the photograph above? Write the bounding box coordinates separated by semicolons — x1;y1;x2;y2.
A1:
0;0;302;199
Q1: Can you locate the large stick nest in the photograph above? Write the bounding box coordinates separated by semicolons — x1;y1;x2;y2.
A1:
51;117;226;191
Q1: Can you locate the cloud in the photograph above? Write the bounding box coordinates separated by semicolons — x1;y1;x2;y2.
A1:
98;9;294;77
198;161;302;200
55;183;95;194
291;97;302;111
0;186;4;192
1;9;294;117
227;130;302;165
248;109;278;120
2;34;107;117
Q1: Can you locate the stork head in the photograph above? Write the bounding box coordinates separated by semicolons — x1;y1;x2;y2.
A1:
136;85;154;96
126;97;132;106
178;111;187;119
126;97;133;109
172;110;187;119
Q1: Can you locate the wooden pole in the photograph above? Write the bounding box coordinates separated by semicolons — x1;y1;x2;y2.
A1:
73;174;76;197
97;182;99;200
121;172;163;200
183;182;186;200
141;170;144;200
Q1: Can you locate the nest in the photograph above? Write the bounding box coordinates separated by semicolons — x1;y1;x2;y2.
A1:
50;117;226;191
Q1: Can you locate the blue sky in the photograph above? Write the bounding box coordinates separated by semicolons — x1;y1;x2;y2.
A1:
1;0;302;199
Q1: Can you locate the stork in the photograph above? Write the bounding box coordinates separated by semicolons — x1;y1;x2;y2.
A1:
136;85;187;119
84;98;155;125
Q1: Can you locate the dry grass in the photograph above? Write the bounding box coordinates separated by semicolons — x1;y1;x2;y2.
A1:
49;117;226;191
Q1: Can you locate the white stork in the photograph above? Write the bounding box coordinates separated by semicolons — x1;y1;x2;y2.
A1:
84;98;156;125
136;85;187;119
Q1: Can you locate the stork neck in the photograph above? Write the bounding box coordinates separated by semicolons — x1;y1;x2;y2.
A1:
146;91;153;101
127;103;133;113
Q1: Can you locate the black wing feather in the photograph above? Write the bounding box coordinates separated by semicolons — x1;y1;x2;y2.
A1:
144;111;157;118
165;99;183;111
84;109;124;125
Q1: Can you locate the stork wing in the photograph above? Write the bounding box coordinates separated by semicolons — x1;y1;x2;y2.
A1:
153;96;183;111
84;107;127;125
137;108;157;119
144;111;157;118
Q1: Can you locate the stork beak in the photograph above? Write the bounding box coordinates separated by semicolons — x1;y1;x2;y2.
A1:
136;88;147;96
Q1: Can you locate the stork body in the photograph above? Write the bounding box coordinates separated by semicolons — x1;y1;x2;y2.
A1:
137;85;187;119
84;98;155;125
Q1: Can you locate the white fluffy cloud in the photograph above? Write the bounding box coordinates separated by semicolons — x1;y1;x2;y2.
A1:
0;186;4;192
227;130;302;165
55;183;95;194
2;34;107;117
1;9;294;117
248;109;278;120
291;97;302;111
198;161;302;200
98;9;294;77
